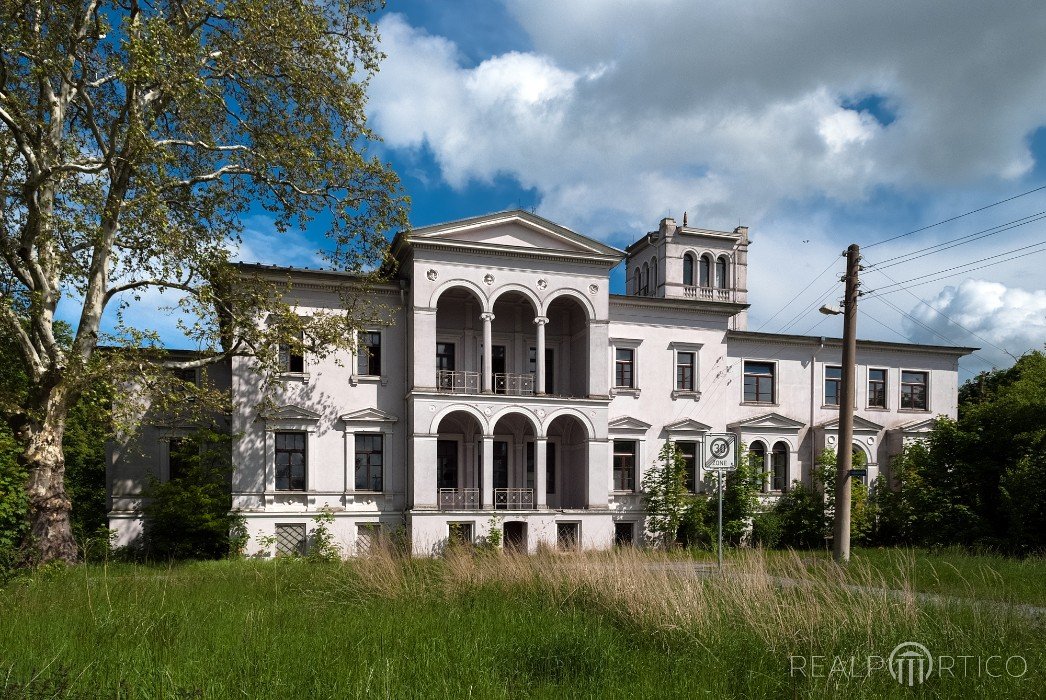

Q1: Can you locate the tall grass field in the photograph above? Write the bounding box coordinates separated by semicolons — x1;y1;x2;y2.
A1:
0;548;1042;698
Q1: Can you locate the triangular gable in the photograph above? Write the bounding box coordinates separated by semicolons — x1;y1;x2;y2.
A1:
728;412;805;432
265;404;322;422
410;210;624;259
819;415;885;433
340;407;398;423
664;418;713;433
896;417;937;434
608;416;652;432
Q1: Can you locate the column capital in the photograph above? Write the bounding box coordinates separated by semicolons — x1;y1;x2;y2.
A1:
480;312;496;322
533;316;549;325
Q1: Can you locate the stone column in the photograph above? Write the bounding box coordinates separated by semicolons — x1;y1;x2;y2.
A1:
481;312;495;393
535;436;548;509
534;315;548;395
587;438;610;509
481;435;494;509
411;435;438;510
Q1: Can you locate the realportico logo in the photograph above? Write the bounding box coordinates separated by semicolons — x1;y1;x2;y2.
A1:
889;642;933;686
789;641;1029;685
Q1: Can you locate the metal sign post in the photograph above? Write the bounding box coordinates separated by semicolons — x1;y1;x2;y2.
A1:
704;434;737;570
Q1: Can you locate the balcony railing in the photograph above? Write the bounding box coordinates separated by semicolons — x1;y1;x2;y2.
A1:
439;488;480;510
684;286;733;302
494;373;535;396
437;370;480;394
495;488;534;510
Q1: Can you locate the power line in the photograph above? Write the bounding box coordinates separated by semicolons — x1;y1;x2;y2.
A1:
777;279;843;334
754;257;840;332
869;295;997;367
863;184;1046;250
863;240;1046;298
866;210;1046;270
868;267;1020;361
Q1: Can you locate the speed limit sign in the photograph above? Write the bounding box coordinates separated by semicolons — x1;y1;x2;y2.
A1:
704;433;737;471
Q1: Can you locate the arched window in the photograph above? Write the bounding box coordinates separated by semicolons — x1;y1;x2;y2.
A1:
650;256;658;294
699;255;711;288
642;262;650;295
749;442;767;492
771;442;788;491
633;268;641;295
683;253;695;286
716;256;728;289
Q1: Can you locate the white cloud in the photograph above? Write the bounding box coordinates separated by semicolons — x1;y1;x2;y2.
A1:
904;280;1046;364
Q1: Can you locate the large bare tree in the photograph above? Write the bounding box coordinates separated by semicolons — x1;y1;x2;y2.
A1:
0;0;405;563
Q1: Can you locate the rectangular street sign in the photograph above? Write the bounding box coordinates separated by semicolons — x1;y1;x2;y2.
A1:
703;433;737;471
848;468;867;478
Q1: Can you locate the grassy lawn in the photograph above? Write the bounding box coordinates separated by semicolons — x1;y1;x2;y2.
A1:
0;549;1043;699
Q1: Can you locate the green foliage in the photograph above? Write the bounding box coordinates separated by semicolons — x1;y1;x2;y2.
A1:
477;516;503;553
751;510;783;549
307;507;341;562
0;427;28;568
141;428;237;561
873;351;1046;553
641;442;695;548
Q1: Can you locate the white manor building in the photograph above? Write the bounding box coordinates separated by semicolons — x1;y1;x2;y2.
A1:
108;210;973;555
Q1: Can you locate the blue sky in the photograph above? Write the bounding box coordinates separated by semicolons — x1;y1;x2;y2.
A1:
103;2;1046;380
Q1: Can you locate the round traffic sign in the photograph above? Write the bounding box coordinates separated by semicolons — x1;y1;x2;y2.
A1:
709;437;730;459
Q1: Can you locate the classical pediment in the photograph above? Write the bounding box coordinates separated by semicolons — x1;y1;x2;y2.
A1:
410;210;624;260
339;407;398;424
265;404;321;422
896;417;937;434
664;418;713;433
608;416;653;432
819;415;885;433
728;412;805;432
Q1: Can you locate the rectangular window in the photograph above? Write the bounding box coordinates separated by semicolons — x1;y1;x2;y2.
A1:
901;370;928;410
275;524;306;556
824;365;842;406
275;432;306;491
357;331;382;376
278;333;304;374
677;441;699;492
743;361;775;403
448;522;474;545
868;368;887;408
436;342;455;372
436;439;458;490
168;437;191;481
354;434;383;491
615;348;635;388
557;522;580;551
356;523;383;554
613;440;637;492
676;351;695;391
614;522;635;547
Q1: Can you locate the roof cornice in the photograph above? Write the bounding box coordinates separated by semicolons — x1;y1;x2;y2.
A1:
726;330;977;356
609;294;749;316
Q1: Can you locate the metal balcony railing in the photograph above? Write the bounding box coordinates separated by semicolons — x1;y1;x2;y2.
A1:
494;488;534;510
437;370;480;394
684;286;733;302
494;373;535;396
438;488;480;510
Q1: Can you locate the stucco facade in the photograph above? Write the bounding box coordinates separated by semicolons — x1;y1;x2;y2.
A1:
108;210;973;555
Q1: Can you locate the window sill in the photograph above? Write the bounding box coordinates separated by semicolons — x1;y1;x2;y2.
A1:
865;406;889;411
672;390;701;401
352;490;384;495
898;408;931;413
611;387;641;397
279;372;310;385
741;401;778;407
612;490;638;496
351;374;388;387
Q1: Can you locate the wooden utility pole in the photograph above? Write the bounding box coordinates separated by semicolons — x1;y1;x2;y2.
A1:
833;244;861;564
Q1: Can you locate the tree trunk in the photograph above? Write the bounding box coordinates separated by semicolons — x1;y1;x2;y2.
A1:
23;388;79;565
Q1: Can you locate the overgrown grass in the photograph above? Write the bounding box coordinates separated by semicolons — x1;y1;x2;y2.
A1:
0;549;1042;698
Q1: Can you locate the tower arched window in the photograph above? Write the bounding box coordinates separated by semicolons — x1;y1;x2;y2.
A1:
650;256;658;294
642;263;650;295
699;255;711;288
716;256;728;289
683;253;695;286
633;268;641;295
